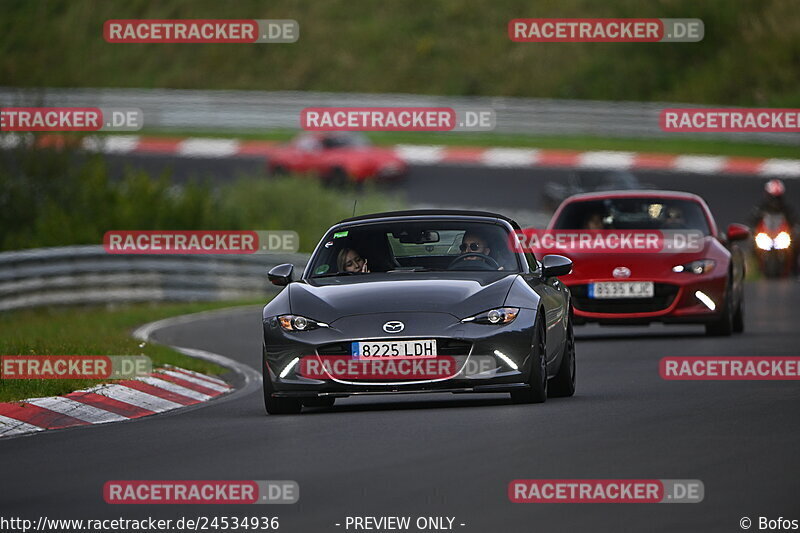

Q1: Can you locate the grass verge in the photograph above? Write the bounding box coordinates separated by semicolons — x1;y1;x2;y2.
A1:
0;300;265;403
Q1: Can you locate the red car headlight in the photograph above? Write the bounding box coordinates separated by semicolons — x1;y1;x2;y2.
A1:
672;259;716;275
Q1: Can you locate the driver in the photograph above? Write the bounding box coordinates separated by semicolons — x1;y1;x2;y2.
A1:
459;231;504;270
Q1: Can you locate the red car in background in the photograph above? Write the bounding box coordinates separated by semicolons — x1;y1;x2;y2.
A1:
267;132;407;185
547;191;750;336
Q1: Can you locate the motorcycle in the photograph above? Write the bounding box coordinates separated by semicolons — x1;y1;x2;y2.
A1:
753;213;794;278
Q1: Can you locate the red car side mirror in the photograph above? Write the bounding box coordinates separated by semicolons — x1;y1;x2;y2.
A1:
726;223;750;242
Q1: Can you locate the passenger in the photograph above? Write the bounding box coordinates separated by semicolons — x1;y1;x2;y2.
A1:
337;247;370;273
584;213;605;230
664;207;686;229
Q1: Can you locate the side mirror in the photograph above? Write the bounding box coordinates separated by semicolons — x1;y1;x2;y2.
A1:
268;263;294;286
726;223;750;242
541;254;573;278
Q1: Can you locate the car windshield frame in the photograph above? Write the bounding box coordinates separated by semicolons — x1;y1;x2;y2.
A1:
303;217;527;279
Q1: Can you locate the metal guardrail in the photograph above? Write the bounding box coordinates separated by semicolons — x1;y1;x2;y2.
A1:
0;245;310;312
1;87;797;145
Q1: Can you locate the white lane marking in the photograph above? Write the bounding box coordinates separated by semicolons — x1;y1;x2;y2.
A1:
579;151;635;169
673;155;726;174
163;364;229;387
82;135;140;153
0;134;25;149
139;376;212;402
26;396;127;424
177;138;240;158
159;370;229;392
0;414;45;437
481;148;539;167
94;384;183;412
393;145;444;164
759;159;800;178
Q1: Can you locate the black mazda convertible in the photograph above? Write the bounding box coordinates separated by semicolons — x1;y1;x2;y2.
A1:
262;210;576;414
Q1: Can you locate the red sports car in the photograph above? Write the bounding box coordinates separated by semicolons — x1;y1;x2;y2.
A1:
547;191;749;335
266;132;407;185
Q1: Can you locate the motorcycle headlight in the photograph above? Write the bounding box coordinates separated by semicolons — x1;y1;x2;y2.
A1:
774;231;791;250
278;315;329;331
672;259;716;275
461;307;519;325
755;232;773;251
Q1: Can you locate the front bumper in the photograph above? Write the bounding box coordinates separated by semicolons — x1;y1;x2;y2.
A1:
567;274;728;325
263;310;537;396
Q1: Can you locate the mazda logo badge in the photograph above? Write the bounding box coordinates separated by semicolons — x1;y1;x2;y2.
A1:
383;321;404;333
613;266;631;279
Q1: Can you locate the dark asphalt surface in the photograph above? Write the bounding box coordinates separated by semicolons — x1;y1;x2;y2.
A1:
3;280;800;532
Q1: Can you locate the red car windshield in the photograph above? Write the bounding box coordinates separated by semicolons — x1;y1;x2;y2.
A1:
553;198;711;234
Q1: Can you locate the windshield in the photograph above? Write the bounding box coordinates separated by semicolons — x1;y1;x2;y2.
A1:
322;132;370;149
552;197;711;234
308;220;522;277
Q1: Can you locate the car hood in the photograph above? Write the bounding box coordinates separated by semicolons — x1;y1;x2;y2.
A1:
288;273;517;322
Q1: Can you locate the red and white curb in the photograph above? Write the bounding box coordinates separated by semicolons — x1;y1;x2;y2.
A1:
0;306;264;440
0;365;231;438
2;133;799;177
392;145;800;177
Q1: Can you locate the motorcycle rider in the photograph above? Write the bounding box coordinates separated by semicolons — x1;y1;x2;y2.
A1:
750;179;798;275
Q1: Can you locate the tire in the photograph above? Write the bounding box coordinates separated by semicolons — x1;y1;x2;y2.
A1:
705;284;733;337
511;318;547;404
262;351;302;415
548;314;576;398
302;397;336;408
271;165;288;176
732;293;745;333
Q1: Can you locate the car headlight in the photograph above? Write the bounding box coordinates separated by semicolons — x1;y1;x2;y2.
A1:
461;307;519;325
672;259;716;274
755;232;773;251
774;231;791;250
278;315;329;331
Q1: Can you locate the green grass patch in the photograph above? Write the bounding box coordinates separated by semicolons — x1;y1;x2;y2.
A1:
2;0;799;107
0;144;404;252
0;300;264;403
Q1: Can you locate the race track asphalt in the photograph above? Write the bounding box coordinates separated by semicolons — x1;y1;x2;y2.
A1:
3;280;799;533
